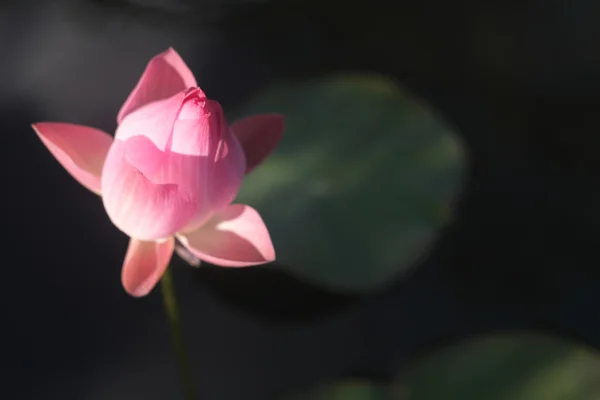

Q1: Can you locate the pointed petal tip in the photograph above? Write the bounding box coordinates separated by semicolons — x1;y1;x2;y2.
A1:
177;204;276;268
31;121;53;136
230;114;285;174
267;113;285;124
32;122;113;195
117;47;198;123
258;113;285;135
31;122;43;137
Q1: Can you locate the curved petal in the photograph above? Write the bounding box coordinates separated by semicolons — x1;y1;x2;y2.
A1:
121;237;174;297
178;102;246;233
32;122;113;195
207;111;246;211
101;139;198;241
115;91;186;149
117;48;199;124
177;204;275;267
230;114;284;174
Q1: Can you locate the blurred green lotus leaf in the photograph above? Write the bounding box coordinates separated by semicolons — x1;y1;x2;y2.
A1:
231;73;466;291
285;380;396;400
401;333;600;400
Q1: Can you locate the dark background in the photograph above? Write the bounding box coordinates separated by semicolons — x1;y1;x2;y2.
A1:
3;0;600;398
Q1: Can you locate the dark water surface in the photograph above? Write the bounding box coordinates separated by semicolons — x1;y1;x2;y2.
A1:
2;0;600;399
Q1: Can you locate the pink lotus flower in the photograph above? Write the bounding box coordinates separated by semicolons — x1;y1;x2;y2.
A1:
32;48;284;297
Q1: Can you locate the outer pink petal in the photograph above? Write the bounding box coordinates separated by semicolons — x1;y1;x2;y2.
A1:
101;139;198;241
117;48;199;124
122;237;174;297
32;122;113;195
177;204;275;267
230;114;284;174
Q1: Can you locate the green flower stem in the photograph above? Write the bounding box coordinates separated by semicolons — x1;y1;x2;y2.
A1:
160;267;196;400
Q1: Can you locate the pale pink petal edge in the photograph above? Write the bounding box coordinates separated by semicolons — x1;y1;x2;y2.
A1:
177;204;275;267
121;237;175;297
117;47;199;124
32;122;113;195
